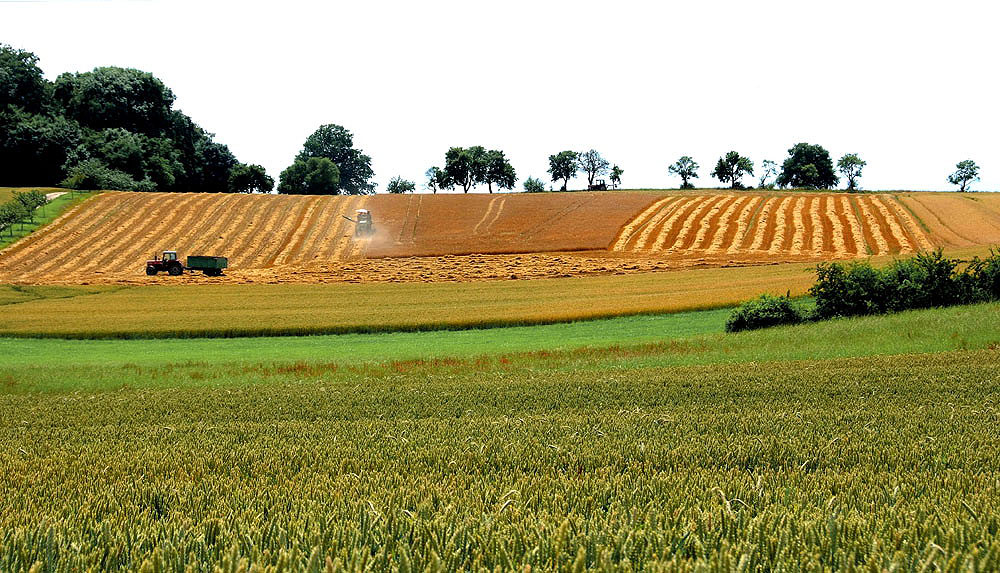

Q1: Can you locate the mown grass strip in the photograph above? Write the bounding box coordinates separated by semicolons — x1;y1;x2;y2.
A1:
1;301;996;393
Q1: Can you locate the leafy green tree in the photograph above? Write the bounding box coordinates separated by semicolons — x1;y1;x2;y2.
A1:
441;146;487;193
711;151;753;189
0;107;82;186
0;201;28;235
386;176;416;194
523;177;546;193
228;164;274;194
0;44;49;112
776;143;839;189
483;150;517;193
757;159;778;188
276;157;340;195
836;154;866;191
577;149;609;188
60;158;153;191
53;67;175;135
610;165;623;189
668;156;699;189
948;160;980;192
166;110;239;193
424;167;445;194
294;124;375;195
13;190;46;223
548;151;579;191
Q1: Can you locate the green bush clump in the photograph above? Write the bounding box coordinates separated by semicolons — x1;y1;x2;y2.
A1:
724;293;807;332
61;158;155;192
811;249;1000;320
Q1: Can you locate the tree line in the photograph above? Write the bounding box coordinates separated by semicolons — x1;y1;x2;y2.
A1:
2;44;987;195
0;44;272;194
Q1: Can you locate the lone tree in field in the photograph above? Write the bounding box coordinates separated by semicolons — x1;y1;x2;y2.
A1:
276;157;340;195
279;124;375;195
548;150;579;191
668;156;699;189
777;143;838;189
610;165;623;189
386;176;416;194
758;159;778;188
837;154;867;192
948;160;980;192
228;164;274;194
483;150;517;193
711;151;753;189
577;149;609;188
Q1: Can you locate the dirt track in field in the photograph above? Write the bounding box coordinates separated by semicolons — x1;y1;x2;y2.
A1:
0;190;998;285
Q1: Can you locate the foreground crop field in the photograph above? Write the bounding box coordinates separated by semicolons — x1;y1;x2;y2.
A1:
1;190;997;285
1;315;999;570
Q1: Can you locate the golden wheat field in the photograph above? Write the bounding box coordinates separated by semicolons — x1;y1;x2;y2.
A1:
0;190;998;285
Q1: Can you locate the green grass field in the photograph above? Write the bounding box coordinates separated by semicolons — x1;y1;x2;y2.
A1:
1;302;999;571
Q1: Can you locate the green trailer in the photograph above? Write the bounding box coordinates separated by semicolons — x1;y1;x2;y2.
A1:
145;251;228;276
186;255;228;276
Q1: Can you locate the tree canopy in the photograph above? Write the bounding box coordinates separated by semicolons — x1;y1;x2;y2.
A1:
948;160;980;192
668;156;699;189
292;124;376;195
386;176;416;194
711;151;753;189
776;143;839;189
228;164;274;194
610;165;623;190
276;157;340;195
548;151;579;191
577;150;609;188
1;45;243;192
837;154;866;192
482;150;517;193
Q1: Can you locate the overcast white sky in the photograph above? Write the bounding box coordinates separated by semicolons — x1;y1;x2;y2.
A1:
2;0;998;192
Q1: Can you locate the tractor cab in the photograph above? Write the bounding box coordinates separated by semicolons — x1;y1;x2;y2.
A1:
146;250;184;276
354;209;373;237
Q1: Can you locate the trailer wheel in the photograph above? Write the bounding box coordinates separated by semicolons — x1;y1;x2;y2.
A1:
168;264;183;276
145;266;158;276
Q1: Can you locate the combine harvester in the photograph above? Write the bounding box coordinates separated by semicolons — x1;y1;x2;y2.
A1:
145;250;228;277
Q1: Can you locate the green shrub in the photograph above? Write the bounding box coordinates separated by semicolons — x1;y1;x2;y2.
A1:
879;250;963;312
725;294;807;333
810;260;884;319
61;158;155;192
966;250;1000;301
523;177;546;193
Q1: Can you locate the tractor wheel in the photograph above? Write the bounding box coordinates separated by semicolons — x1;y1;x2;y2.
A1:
145;266;158;276
168;264;183;276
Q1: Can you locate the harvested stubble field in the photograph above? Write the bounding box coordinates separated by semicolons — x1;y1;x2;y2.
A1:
2;190;998;286
1;303;1000;570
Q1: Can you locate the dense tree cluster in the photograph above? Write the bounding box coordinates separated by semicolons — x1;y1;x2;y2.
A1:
278;124;375;195
0;44;255;192
424;146;516;194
